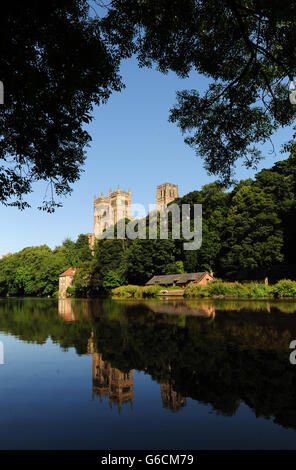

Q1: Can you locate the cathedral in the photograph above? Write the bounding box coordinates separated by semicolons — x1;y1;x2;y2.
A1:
92;182;179;238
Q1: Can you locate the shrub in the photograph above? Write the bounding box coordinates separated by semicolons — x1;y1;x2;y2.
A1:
66;286;76;298
142;285;161;297
246;283;272;298
112;285;142;298
184;283;208;298
184;280;273;298
272;279;296;298
208;280;233;296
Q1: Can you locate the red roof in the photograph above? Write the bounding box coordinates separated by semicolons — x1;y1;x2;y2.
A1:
59;268;79;277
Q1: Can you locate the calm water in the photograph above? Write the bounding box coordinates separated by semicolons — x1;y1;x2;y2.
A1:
0;297;296;449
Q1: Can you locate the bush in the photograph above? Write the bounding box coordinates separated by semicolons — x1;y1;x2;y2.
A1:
208;280;233;296
113;280;296;299
66;286;76;298
112;285;142;298
246;283;272;298
184;283;208;298
142;285;162;297
272;279;296;298
184;280;273;298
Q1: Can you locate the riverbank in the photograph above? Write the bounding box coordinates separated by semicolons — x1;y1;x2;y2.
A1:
112;279;296;299
185;279;296;299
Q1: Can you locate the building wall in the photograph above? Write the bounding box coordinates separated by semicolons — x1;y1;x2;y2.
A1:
156;183;179;211
59;275;74;299
177;274;214;289
196;274;213;286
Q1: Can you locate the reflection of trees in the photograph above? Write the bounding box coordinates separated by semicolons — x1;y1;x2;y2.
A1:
1;299;296;428
90;300;296;429
0;298;93;353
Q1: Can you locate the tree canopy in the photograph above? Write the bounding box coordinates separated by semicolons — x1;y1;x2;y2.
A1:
101;0;296;183
1;1;296;207
0;0;122;210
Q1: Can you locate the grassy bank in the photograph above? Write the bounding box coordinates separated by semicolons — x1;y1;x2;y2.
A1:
112;285;162;298
112;279;296;299
184;279;296;299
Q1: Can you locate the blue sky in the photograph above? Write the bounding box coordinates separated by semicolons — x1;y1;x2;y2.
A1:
0;58;292;257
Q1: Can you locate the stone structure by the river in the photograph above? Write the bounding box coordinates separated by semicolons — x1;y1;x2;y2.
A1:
58;268;78;299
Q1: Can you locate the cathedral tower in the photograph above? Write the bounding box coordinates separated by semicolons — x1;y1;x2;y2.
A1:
93;186;131;238
156;183;179;210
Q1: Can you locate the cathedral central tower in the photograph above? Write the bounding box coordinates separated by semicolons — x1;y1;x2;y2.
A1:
156;183;179;210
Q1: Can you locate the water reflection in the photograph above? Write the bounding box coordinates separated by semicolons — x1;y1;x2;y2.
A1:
2;297;296;432
87;334;187;413
58;299;77;321
88;335;134;412
160;382;187;412
141;299;215;317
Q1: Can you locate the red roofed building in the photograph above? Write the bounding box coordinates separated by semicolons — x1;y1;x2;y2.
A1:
59;268;79;299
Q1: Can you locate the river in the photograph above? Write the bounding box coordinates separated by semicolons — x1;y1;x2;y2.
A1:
0;297;295;449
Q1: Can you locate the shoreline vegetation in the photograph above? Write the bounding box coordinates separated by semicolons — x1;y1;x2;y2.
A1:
112;280;296;300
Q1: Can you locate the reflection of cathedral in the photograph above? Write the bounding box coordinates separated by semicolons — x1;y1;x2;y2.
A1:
160;382;186;412
88;338;133;412
92;353;134;411
87;335;187;413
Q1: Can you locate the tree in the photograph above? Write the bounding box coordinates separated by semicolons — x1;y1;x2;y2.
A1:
102;0;296;183
68;234;93;266
221;184;284;276
103;270;123;291
0;1;122;210
254;150;296;263
94;239;127;277
124;239;176;284
175;183;229;273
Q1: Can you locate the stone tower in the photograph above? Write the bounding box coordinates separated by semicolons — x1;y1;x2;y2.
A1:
93;185;131;238
156;182;179;210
